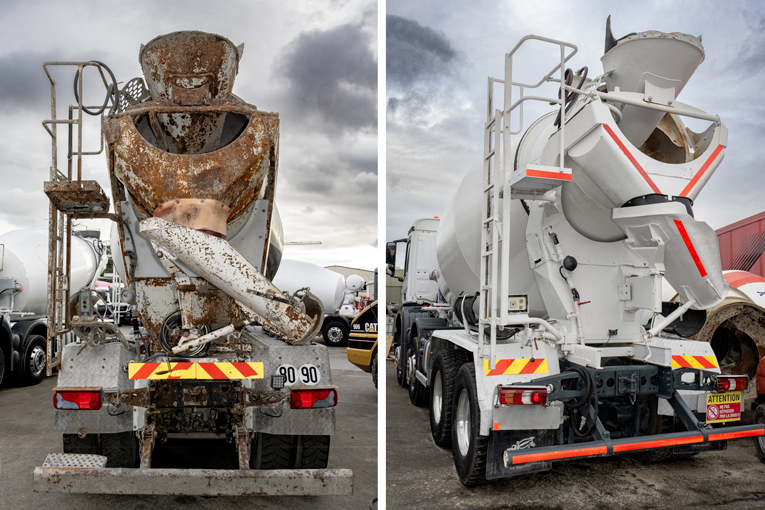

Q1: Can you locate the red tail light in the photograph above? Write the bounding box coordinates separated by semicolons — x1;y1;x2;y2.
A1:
714;375;748;392
498;386;548;405
54;391;102;410
290;388;337;409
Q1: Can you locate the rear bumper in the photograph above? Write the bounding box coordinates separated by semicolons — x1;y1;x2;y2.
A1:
33;466;354;496
499;423;763;475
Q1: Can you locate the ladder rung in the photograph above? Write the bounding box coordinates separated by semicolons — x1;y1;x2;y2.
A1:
483;217;494;224
484;150;495;160
484;184;494;192
482;250;494;256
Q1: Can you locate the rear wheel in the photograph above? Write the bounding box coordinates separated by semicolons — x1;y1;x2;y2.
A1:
63;434;100;455
297;435;330;468
755;405;765;464
0;347;5;386
371;353;378;390
451;363;488;486
395;340;407;388
407;339;427;407
322;321;349;347
252;433;294;469
102;432;139;468
16;335;47;386
430;351;463;447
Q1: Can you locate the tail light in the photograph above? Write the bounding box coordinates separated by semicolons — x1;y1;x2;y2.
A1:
290;388;337;409
54;390;102;410
713;375;749;392
498;386;548;405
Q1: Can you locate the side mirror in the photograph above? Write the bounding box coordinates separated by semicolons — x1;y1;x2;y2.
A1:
385;241;396;266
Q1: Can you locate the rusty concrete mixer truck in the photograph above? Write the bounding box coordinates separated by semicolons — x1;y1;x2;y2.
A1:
388;19;765;486
33;31;352;496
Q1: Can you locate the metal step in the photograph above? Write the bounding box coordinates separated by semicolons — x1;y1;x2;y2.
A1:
42;453;107;468
44;180;110;216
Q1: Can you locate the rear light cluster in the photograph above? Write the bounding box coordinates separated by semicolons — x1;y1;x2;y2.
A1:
498;386;548;405
290;388;337;409
54;391;102;410
714;375;749;392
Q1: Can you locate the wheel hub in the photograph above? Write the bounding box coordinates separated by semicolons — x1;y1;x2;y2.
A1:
327;326;343;342
432;374;443;424
30;346;46;375
456;388;470;456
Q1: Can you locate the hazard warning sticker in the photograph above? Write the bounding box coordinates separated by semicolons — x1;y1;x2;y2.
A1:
706;391;741;423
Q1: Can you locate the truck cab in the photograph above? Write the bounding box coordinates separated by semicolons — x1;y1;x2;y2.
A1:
386;217;440;305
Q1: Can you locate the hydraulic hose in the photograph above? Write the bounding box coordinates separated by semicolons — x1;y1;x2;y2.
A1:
73;60;120;116
562;365;599;438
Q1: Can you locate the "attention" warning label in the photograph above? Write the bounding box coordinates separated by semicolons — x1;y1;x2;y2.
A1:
706;391;741;423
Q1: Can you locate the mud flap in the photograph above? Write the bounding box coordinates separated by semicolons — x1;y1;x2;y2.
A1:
485;429;559;480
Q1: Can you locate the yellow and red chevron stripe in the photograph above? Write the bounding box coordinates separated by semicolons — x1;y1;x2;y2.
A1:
484;358;548;376
671;355;718;370
128;362;264;380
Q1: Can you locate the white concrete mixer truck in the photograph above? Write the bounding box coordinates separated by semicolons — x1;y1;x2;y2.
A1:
388;19;765;486
33;31;352;496
0;229;104;386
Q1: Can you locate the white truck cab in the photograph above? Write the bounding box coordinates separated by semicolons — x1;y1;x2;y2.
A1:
387;217;440;304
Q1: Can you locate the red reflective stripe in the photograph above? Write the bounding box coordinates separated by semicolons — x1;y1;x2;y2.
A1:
612;435;703;453
603;124;661;193
526;169;572;181
131;363;159;380
673;356;692;368
198;363;228;379
708;429;764;441
679;145;724;197
511;445;607;464
694;356;716;369
519;358;544;375
486;359;512;376
578;301;591;305
674;219;707;277
232;362;258;378
165;361;193;380
724;272;765;288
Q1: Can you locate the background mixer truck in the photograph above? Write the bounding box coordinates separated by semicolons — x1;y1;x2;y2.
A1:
33;31;352;496
388;20;765;486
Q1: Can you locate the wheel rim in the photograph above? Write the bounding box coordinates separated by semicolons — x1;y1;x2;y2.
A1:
432;372;443;424
30;345;46;376
456;388;470;456
327;326;343;343
407;350;416;385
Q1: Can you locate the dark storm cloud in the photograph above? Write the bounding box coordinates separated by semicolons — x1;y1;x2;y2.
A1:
341;154;377;175
387;15;457;86
0;51;54;112
275;22;377;134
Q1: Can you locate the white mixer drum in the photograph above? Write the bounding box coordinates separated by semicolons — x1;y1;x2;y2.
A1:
0;229;100;315
273;259;345;312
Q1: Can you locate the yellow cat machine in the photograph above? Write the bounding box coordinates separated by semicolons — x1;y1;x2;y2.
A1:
347;300;378;389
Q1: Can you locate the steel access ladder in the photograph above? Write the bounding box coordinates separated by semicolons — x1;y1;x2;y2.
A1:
478;36;578;368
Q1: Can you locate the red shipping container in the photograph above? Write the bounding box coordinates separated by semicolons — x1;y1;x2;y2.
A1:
716;210;765;278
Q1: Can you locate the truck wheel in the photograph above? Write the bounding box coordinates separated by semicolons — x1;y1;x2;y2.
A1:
430;351;463;447
102;432;139;468
251;433;294;469
63;433;100;455
755;405;765;464
395;341;407;388
451;363;488;486
322;321;348;347
16;335;47;386
297;435;330;468
407;341;427;407
371;353;378;390
0;347;5;386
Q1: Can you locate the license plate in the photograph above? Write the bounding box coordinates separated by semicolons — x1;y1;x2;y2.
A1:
706;391;741;423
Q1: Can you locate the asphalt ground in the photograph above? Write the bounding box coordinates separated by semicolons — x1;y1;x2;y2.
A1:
386;359;765;510
0;337;377;509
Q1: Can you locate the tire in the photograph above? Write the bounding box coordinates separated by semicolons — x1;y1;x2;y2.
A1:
430;351;464;448
407;339;427;407
102;432;139;468
451;363;488;486
634;396;693;462
63;434;100;455
0;347;5;387
371;353;378;390
395;339;407;388
16;335;47;386
251;433;294;469
297;435;330;468
322;321;349;347
755;405;765;464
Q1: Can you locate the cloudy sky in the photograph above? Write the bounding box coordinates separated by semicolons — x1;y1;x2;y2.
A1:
0;0;377;270
387;0;765;243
